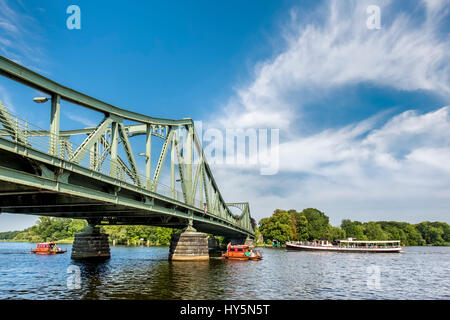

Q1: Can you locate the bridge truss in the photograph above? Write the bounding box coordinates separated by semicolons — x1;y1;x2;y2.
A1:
0;56;254;238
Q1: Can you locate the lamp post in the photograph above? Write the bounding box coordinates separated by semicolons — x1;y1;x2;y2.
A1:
32;97;49;104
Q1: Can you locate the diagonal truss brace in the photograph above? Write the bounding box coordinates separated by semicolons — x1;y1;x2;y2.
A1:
192;153;203;205
99;136;134;182
201;162;211;213
173;131;190;204
152;127;174;192
70;116;113;164
0;99;28;145
118;123;142;187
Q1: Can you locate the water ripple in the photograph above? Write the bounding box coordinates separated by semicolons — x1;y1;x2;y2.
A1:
0;243;449;299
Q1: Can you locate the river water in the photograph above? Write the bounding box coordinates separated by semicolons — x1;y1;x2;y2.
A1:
0;242;449;300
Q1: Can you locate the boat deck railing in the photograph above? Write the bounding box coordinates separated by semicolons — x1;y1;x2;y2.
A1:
291;241;402;248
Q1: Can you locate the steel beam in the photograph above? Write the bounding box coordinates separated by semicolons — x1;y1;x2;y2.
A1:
145;124;152;190
70;116;113;164
152;128;173;192
110;121;119;179
118;123;142;187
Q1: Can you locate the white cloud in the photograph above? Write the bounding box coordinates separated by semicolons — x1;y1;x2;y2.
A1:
206;0;450;224
216;0;450;130
64;111;98;127
407;147;450;174
216;106;450;224
0;0;45;68
0;85;16;112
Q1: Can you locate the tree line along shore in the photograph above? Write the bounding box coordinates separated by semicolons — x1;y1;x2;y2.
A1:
0;208;449;246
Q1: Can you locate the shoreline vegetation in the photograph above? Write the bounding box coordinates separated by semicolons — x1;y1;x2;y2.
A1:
0;217;176;246
0;208;449;247
256;209;450;247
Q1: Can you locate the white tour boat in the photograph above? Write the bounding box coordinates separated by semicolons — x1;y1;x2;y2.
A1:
286;238;403;253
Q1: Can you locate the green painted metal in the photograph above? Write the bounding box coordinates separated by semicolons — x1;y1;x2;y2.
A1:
118;123;142;187
70;116;113;164
152;128;173;192
170;132;176;198
0;55;255;237
145;124;152;190
0;56;191;126
0;99;28;145
49;94;60;156
173;130;189;204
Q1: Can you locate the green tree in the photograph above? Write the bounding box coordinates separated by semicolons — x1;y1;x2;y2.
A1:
301;208;330;240
326;226;346;241
416;222;445;245
341;219;367;240
363;222;388;240
295;213;309;241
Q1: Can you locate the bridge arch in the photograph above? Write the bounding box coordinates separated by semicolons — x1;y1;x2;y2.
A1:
0;56;254;239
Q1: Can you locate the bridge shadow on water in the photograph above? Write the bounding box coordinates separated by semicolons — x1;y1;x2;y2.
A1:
71;260;113;300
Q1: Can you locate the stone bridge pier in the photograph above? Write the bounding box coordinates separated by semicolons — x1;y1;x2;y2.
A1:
71;222;110;261
169;225;209;261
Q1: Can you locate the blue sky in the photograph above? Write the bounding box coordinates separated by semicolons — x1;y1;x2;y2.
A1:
0;0;449;231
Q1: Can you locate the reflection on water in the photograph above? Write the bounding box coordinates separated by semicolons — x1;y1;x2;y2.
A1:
0;242;449;300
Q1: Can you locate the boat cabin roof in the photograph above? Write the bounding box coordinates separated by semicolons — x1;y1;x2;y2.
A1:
337;240;400;244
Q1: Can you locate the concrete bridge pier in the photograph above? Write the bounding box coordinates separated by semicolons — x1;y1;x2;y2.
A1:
169;224;209;261
71;223;110;261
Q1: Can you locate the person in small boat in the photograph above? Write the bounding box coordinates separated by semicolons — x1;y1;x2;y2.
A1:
244;250;250;257
249;250;256;258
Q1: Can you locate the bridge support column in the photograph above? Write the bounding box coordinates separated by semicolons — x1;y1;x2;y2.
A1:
169;225;209;261
71;225;110;261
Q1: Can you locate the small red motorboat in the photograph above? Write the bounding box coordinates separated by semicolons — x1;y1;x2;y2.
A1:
222;243;262;261
30;242;67;255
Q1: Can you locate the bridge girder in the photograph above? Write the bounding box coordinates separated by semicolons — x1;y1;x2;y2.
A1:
0;56;254;237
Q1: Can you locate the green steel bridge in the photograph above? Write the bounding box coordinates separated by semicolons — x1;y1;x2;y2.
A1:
0;56;254;239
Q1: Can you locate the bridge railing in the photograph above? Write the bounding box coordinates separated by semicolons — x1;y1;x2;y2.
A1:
0;107;253;236
0;110;190;204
